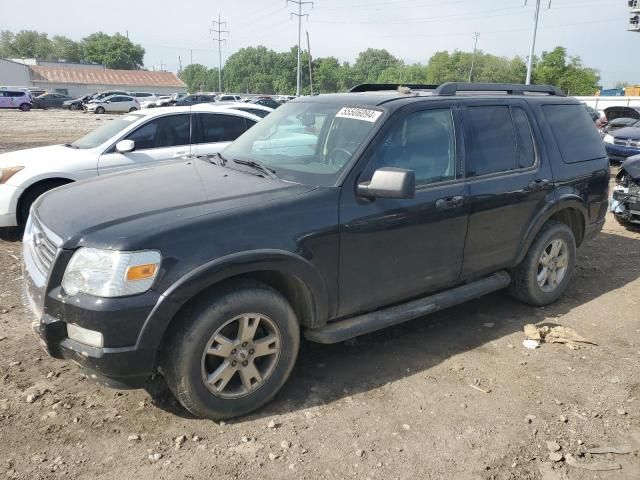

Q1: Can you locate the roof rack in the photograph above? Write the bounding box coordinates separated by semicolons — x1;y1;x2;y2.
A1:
432;82;566;97
349;83;439;93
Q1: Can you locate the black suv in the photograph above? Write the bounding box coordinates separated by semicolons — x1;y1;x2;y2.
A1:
23;83;609;420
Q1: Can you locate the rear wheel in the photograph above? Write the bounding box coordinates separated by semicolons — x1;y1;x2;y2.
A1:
19;103;31;112
161;280;300;420
95;106;105;114
509;221;576;306
128;107;138;112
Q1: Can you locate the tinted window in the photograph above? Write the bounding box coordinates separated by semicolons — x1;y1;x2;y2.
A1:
239;108;269;118
126;114;191;149
512;107;535;169
199;114;248;143
6;91;26;97
542;104;607;163
368;109;456;186
465;106;517;176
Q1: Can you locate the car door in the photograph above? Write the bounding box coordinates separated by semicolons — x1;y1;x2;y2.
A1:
338;105;469;317
0;92;9;108
194;113;255;155
97;113;193;174
458;100;554;278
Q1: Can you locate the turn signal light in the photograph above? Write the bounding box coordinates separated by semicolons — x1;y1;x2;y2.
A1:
126;264;158;281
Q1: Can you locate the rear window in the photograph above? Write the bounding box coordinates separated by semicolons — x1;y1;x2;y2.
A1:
542;104;607;163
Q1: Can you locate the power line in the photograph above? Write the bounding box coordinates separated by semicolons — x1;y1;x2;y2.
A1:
288;0;313;97
211;13;229;92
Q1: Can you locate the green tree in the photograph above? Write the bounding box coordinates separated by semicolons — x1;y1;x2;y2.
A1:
82;32;145;69
532;47;599;95
314;57;341;93
4;30;54;58
51;35;83;62
352;48;402;84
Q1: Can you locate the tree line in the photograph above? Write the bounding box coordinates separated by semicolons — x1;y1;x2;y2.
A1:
180;45;600;96
0;29;601;95
0;30;145;70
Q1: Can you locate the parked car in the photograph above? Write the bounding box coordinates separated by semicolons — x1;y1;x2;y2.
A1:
602;117;639;134
175;94;216;106
0;105;260;227
62;95;94;110
169;93;187;105
217;94;243;102
155;96;173;107
128;92;157;100
86;95;140;114
604;106;640;122
84;91;130;110
250;97;281;109
603;121;640;163
22;82;609;420
610;155;640;228
0;89;32;111
584;104;607;129
32;93;74;110
219;102;274;118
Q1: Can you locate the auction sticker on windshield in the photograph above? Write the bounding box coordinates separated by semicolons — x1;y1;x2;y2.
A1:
336;107;382;123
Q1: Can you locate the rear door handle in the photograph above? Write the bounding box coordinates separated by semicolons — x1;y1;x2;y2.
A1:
436;195;465;210
526;179;551;192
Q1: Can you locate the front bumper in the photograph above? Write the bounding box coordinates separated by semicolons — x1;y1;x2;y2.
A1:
22;219;160;388
0;184;22;227
605;143;640;163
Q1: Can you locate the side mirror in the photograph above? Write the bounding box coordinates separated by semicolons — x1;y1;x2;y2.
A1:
115;139;135;153
357;167;416;199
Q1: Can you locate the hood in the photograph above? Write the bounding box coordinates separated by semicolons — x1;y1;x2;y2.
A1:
0;144;91;170
34;158;314;247
622;155;640;181
612;127;640;141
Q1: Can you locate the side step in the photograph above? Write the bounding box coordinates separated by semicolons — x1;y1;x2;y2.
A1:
304;271;511;344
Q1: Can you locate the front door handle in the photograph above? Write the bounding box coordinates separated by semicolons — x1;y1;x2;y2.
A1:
436;195;465;210
526;179;551;192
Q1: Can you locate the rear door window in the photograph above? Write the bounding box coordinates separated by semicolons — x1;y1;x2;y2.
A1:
542;104;607;163
464;106;518;176
198;114;249;143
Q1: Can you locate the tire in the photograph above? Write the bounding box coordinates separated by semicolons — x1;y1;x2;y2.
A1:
161;279;300;420
19;103;31;112
128;107;138;112
18;180;70;226
95;106;105;114
509;221;576;306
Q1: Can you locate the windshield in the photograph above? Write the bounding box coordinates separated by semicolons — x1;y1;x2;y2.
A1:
72;114;144;149
223;102;382;186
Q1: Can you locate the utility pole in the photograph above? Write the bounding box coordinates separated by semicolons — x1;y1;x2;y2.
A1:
190;49;193;65
306;30;313;95
288;0;313;96
210;14;229;93
468;32;480;83
525;0;550;85
178;55;182;72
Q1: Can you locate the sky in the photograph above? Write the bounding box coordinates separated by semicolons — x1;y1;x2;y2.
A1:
1;0;637;88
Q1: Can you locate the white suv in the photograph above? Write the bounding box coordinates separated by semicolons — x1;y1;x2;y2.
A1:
0;105;261;226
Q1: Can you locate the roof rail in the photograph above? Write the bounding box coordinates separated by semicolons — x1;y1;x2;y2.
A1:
432;82;566;97
349;83;439;93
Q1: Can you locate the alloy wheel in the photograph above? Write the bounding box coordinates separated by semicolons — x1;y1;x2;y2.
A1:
200;314;281;399
537;239;569;292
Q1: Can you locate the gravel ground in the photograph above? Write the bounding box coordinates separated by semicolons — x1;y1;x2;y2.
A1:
0;110;639;479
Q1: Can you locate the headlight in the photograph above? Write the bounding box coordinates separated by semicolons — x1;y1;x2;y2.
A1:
603;134;615;144
0;166;24;184
62;248;161;297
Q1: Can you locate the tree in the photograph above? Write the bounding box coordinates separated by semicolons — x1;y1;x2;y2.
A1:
82;32;145;69
179;64;211;92
352;49;402;84
314;57;341;93
51;35;83;62
2;30;54;59
533;47;599;95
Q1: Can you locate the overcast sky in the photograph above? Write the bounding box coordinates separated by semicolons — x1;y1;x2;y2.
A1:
1;0;636;87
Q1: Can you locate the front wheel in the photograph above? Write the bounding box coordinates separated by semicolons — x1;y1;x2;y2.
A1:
95;106;105;114
128;107;138;112
19;103;31;112
509;221;576;306
161;280;300;420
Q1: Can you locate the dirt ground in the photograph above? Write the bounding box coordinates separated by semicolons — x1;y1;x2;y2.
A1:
0;110;639;480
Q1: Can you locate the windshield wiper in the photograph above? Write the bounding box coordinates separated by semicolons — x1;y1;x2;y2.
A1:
232;159;278;179
63;143;79;149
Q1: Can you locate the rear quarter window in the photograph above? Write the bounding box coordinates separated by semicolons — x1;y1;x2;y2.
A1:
542;104;606;164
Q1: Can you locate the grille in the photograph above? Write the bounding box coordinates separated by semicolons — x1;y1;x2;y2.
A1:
26;215;61;277
614;138;640;147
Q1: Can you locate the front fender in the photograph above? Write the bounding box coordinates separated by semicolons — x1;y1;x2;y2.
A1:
514;195;588;266
134;249;330;353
